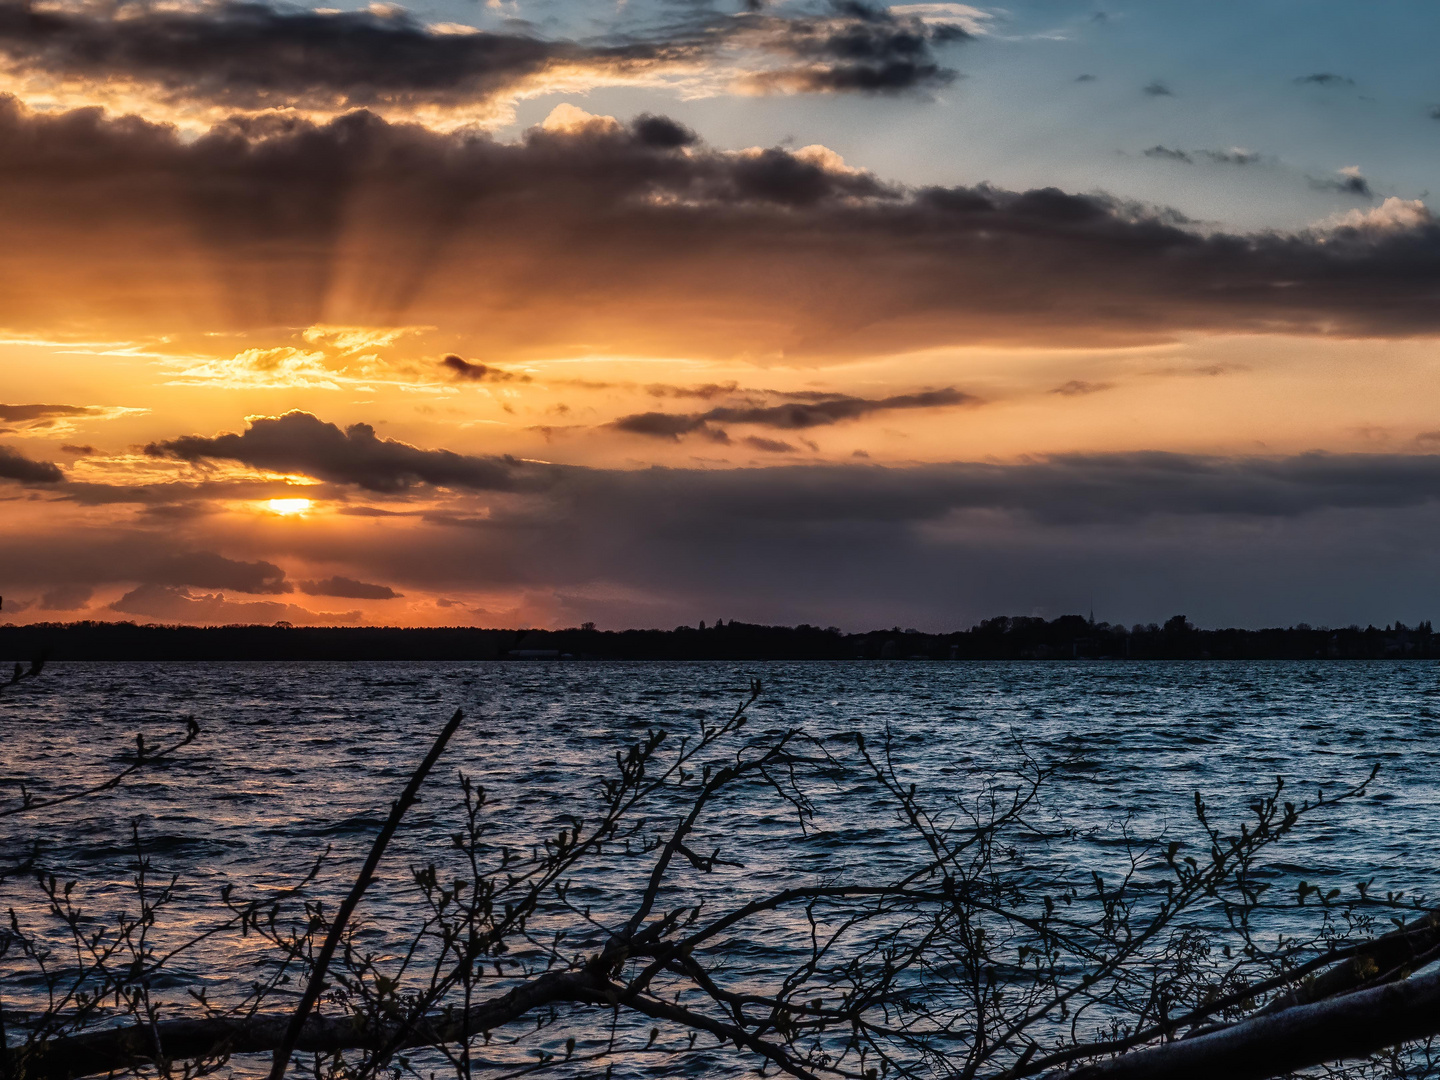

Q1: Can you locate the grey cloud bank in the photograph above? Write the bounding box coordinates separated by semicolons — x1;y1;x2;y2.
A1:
16;414;1440;627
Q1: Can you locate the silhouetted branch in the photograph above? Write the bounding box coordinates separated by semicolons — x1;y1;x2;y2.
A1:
0;656;45;697
0;718;200;819
266;708;465;1080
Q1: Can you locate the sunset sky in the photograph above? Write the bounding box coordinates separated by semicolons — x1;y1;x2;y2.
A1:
4;0;1440;630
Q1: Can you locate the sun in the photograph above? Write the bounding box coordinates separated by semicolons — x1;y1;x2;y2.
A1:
266;498;313;516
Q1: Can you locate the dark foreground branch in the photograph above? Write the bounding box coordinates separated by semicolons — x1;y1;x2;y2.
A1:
1045;962;1440;1080
30;958;1440;1080
266;708;465;1080
15;969;614;1080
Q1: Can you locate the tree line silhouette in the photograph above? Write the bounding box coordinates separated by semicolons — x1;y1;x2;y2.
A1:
1;615;1437;661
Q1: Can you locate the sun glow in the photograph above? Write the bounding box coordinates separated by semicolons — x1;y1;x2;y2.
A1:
266;498;313;516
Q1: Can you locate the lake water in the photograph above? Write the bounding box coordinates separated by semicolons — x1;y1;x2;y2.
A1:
2;660;1438;1075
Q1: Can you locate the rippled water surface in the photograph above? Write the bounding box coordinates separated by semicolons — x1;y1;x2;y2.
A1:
3;660;1439;1073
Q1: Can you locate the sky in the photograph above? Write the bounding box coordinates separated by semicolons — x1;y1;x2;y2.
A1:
4;0;1440;631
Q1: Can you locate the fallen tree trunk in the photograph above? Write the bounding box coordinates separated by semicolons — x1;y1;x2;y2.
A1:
13;969;614;1080
1253;910;1440;1016
28;957;1440;1080
1044;960;1440;1080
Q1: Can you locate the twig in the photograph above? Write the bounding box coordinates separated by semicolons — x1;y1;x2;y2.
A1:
266;708;465;1080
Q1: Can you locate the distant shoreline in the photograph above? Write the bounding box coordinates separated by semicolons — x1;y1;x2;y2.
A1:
0;615;1435;661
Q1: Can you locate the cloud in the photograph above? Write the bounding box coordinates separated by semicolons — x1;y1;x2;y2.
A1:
8;100;1440;353
1327;197;1431;231
883;4;994;37
39;583;93;610
612;388;975;440
108;583;360;624
1200;147;1260;166
1311;167;1372;198
611;412;716;440
170;347;344;389
0;0;972;126
1146;146;1265;167
0;0;676;120
299;575;402;599
546;452;1440;532
0;402;142;434
739;0;970;94
1142;80;1173;96
149;552;293;594
744;436;803;452
1295;73;1354;87
1050;380;1113;396
146;410;554;493
440;355;526;382
0;403;94;423
646;382;741;400
0;444;62;483
20;441;1440;628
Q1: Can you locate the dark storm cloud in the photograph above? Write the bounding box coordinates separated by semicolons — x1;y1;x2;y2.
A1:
299;575;401;599
146;410;554;493
0;445;62;483
612;388;975;440
149;551;292;593
1143;145;1191;163
0;0;968;112
7;101;1440;350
